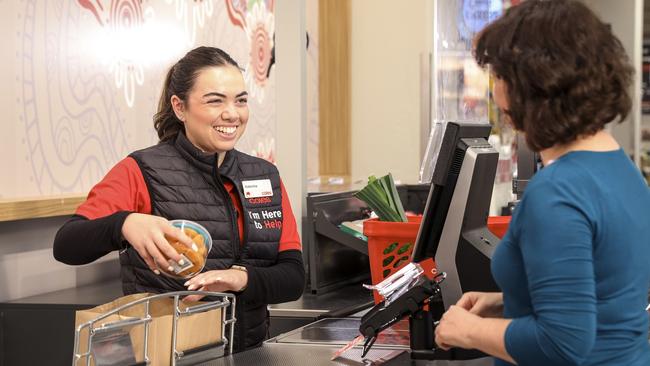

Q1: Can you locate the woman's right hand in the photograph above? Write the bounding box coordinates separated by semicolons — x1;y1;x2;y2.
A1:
121;213;194;275
455;291;504;318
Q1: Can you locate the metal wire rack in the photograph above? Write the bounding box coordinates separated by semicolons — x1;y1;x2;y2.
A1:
72;291;236;366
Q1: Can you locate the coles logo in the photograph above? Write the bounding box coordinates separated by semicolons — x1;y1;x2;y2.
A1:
248;197;272;204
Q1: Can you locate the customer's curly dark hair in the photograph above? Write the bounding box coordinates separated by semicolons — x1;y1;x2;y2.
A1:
474;0;634;151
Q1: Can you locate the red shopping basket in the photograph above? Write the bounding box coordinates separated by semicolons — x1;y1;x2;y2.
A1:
364;215;510;304
364;216;434;304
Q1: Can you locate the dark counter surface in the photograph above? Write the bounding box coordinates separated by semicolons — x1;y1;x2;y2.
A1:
0;279;373;366
4;278;373;317
4;279;123;308
198;343;492;366
198;317;491;366
268;283;373;318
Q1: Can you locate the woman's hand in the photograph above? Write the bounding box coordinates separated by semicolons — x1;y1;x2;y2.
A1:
456;292;503;318
435;292;504;351
434;305;481;350
182;269;248;302
121;213;194;274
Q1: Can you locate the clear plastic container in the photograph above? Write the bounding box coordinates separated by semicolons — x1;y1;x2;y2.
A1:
158;219;212;279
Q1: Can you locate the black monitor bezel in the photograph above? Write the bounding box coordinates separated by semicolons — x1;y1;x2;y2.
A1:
411;121;493;263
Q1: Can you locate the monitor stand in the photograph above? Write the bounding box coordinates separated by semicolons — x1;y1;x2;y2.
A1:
413;137;500;360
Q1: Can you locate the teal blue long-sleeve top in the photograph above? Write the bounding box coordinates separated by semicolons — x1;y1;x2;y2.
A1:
491;149;650;366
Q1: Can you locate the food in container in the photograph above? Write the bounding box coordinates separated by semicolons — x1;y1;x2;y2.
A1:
158;220;212;279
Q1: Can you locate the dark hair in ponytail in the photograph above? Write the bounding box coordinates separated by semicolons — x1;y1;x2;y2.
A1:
154;46;240;142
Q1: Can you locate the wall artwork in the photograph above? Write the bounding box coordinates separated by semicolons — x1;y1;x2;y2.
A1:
4;0;276;200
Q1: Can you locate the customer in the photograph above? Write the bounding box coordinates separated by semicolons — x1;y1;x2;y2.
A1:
434;1;650;365
53;46;305;352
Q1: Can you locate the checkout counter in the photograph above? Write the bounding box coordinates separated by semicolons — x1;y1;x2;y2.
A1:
0;185;432;366
1;122;502;365
1;122;508;365
259;121;649;365
1;115;645;364
200;318;491;366
214;122;500;366
0;274;372;365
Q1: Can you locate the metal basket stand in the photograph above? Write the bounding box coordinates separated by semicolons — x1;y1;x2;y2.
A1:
72;291;236;366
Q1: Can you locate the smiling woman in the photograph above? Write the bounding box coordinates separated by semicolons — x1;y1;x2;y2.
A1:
52;46;305;353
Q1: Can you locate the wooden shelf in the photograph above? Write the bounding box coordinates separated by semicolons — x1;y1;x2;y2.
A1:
0;195;86;222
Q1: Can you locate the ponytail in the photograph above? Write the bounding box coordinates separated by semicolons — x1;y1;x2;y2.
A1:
153;66;183;142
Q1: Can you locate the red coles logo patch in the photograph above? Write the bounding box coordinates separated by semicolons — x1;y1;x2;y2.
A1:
248;197;272;205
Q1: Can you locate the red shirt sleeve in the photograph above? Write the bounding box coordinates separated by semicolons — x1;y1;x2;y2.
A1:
76;157;151;219
278;180;302;252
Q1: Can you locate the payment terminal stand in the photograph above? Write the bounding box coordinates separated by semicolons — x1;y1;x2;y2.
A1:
359;122;501;360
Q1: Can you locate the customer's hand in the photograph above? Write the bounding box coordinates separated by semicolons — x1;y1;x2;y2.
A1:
121;213;194;274
435;305;481;350
182;269;248;302
456;292;503;318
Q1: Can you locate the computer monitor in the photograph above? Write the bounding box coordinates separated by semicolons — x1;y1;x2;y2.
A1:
411;121;501;309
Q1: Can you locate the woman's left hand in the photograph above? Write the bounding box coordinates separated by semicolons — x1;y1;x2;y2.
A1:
434;305;481;350
182;269;248;302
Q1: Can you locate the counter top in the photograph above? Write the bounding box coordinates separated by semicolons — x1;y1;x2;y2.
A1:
0;279;374;365
4;279;123;309
198;343;492;366
4;278;374;318
268;284;373;318
199;317;492;366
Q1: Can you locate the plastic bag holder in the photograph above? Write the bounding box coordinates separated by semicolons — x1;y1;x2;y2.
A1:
359;270;445;359
359;269;487;360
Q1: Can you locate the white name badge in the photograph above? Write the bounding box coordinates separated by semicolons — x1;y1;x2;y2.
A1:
242;179;274;198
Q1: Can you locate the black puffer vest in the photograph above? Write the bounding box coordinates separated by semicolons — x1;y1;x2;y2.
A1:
120;132;283;352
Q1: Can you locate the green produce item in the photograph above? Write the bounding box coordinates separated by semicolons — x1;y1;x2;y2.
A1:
354;173;408;222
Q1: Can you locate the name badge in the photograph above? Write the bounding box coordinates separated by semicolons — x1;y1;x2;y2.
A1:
242;179;273;198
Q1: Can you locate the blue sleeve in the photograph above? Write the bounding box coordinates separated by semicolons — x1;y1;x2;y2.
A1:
505;183;597;366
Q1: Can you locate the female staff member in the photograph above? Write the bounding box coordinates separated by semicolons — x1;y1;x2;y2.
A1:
53;46;305;352
434;1;650;365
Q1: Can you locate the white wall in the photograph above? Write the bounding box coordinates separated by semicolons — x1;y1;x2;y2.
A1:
350;0;432;184
275;0;307;233
0;216;119;302
306;0;320;179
